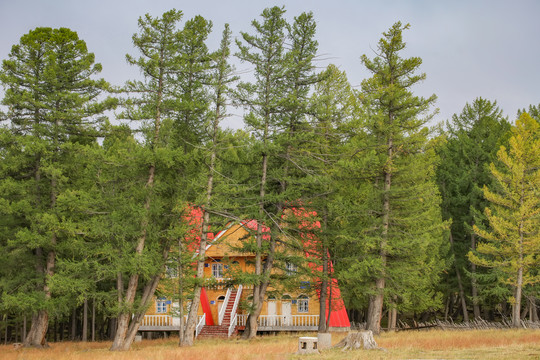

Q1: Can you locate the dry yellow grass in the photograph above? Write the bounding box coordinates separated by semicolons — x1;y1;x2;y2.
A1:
0;329;538;360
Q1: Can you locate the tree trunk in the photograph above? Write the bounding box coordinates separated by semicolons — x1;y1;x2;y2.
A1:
366;279;385;335
243;268;274;339
243;145;270;340
529;297;538;322
92;300;96;342
243;237;276;340
111;266;164;350
23;311;49;348
82;298;88;342
512;268;523;328
326;274;333;331
177;241;185;346
367;133;392;335
183;288;201;346
23;316;27;343
470;231;481;319
71;307;77;340
449;232;469;322
387;296;397;331
334;330;379;350
183;140;216;346
318;245;328;333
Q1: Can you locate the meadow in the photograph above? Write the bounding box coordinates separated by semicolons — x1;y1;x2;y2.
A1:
1;329;539;360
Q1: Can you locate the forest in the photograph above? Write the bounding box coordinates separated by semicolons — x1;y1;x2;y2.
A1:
0;6;538;350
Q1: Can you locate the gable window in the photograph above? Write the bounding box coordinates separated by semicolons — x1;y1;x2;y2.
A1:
156;297;168;313
285;262;297;275
297;295;309;313
165;265;177;278
212;263;223;278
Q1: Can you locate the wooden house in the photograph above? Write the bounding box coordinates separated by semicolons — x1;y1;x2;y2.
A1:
139;218;350;338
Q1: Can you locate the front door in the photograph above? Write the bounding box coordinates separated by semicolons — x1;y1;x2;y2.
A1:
217;295;225;324
268;300;277;326
282;301;291;326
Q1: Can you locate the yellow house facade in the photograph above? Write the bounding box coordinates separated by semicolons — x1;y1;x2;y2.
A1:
140;220;350;337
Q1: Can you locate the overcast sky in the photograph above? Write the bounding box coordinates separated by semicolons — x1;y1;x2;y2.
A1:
0;0;538;129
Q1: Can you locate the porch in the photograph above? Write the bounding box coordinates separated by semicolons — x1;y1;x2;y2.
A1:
236;314;319;331
139;314;206;333
139;314;320;332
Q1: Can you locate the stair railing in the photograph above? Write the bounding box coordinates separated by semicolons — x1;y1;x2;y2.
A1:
226;285;242;337
195;313;206;338
218;287;232;325
230;285;242;322
228;313;237;337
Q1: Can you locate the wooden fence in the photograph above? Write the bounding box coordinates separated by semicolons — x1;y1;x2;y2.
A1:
350;319;540;331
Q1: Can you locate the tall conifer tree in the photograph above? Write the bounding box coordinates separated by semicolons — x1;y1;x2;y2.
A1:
347;22;445;334
437;98;511;320
110;9;186;351
0;27;112;347
235;6;288;339
181;24;237;346
469;113;540;327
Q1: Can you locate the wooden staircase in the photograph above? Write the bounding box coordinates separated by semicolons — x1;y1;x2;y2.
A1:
198;289;239;339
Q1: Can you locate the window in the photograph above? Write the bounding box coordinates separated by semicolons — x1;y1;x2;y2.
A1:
165;265;177;278
212;263;223;278
297;295;309;313
285;262;297;275
156;298;168;313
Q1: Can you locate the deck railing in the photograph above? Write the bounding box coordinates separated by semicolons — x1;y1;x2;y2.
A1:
141;313;319;330
236;314;319;328
141;314;173;327
140;314;204;328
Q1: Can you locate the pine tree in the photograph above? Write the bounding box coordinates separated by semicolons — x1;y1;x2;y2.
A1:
308;64;357;332
347;22;445;334
0;27;113;347
235;7;321;338
181;23;238;347
172;15;213;152
110;9;186;351
437;98;511;320
469;113;540;327
235;6;288;339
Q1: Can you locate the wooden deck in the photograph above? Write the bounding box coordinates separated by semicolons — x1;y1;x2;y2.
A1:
138;314;326;332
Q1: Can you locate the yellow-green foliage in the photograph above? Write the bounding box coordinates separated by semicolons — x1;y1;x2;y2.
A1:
469;113;540;289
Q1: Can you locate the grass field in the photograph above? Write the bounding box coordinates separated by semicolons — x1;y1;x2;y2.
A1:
1;329;539;360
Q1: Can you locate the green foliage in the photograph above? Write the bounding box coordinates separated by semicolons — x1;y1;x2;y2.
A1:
336;22;447;318
437;98;511;310
469;113;540;307
0;27;114;329
1;7;535;343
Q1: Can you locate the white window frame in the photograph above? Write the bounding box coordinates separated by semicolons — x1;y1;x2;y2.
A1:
297;296;309;313
165;265;177;278
285;262;297;275
156;298;168;313
212;263;223;278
